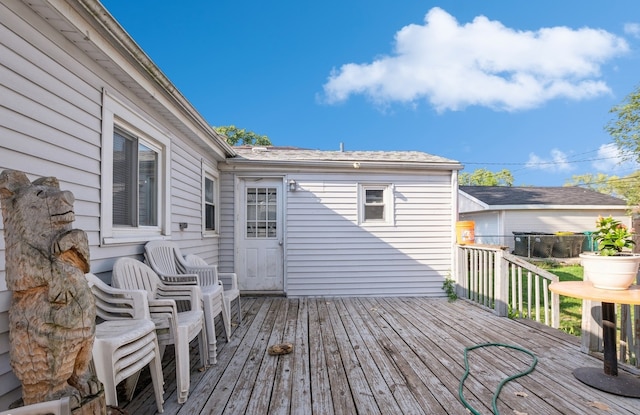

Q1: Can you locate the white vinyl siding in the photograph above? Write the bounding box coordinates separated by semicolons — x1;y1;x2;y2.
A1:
284;173;453;297
460;209;631;252
0;2;224;407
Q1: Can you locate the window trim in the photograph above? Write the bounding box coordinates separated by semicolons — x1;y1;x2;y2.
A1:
100;89;171;245
358;183;395;226
202;161;219;237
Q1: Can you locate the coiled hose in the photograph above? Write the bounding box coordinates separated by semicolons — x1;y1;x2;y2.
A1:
459;342;538;415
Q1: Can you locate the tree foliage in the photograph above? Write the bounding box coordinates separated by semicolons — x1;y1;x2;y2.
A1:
606;84;640;163
214;125;272;146
458;168;514;186
564;173;616;194
565;172;640;207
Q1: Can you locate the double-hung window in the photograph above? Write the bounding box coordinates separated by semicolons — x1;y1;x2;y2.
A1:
202;164;218;236
101;90;171;244
359;183;394;225
112;128;159;227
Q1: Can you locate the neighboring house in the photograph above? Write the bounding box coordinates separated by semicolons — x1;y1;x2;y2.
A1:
220;147;462;297
459;186;630;254
0;0;463;407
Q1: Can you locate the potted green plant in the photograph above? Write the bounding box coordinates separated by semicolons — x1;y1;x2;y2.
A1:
580;215;640;290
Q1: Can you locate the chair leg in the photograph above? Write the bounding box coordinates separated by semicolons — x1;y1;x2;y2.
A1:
198;322;209;370
101;368;119;407
149;342;165;413
175;328;190;404
202;296;218;365
222;296;232;342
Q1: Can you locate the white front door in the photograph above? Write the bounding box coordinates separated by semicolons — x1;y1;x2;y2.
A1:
236;178;284;292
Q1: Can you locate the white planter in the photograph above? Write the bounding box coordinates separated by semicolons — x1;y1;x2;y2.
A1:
580;253;640;290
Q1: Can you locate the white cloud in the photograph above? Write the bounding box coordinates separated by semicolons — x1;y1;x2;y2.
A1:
624;22;640;38
322;7;629;112
592;143;640;173
526;149;573;172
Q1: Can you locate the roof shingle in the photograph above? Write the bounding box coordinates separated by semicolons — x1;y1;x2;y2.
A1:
460;186;627;206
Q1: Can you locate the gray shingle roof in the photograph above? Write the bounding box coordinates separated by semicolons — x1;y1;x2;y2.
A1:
460;186;627;206
231;146;459;164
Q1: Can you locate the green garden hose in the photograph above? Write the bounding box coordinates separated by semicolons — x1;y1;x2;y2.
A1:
458;343;538;415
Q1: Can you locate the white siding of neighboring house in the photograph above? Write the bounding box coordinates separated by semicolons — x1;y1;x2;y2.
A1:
284;172;453;297
0;2;222;407
459;211;502;245
462;209;630;253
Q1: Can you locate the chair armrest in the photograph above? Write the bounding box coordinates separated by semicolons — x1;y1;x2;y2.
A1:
99;288;150;320
87;273;150;320
218;272;238;291
147;297;179;329
156;283;203;311
158;272;200;286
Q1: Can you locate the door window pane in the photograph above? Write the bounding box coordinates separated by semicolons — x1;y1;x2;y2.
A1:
246;186;277;238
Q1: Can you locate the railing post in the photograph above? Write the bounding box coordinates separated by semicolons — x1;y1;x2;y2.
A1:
494;248;509;317
455;245;468;299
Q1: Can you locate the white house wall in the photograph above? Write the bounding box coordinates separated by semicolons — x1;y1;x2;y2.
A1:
462;209;630;252
459;211;502;245
286;172;453;296
0;2;221;406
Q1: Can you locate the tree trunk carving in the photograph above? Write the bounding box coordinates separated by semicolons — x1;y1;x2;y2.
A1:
0;169;102;410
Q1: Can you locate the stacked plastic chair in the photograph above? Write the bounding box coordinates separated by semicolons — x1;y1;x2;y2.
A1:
86;273;164;413
112;258;208;404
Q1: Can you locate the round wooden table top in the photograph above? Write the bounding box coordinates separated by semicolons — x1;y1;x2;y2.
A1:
549;281;640;305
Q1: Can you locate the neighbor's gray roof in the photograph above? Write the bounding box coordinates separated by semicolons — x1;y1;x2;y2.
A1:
230;146;459;164
460;186;627;206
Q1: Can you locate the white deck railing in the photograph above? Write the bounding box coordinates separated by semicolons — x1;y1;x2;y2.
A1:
455;244;559;328
455;244;640;369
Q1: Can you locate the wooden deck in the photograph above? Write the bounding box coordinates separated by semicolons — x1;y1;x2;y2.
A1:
122;297;640;414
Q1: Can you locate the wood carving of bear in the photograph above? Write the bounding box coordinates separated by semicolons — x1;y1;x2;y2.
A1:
0;169;101;408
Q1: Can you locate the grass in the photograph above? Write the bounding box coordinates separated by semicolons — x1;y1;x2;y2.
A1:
545;265;583;336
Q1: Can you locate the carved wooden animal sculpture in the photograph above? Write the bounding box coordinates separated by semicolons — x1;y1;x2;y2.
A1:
0;170;100;408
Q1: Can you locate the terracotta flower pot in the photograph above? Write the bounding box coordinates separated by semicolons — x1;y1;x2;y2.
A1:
580;252;640;290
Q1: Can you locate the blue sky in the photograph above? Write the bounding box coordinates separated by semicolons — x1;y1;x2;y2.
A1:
100;0;640;186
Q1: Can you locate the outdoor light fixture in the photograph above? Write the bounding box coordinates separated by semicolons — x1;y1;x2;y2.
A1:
288;179;297;192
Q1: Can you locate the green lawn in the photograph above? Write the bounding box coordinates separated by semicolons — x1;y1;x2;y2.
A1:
546;265;583;336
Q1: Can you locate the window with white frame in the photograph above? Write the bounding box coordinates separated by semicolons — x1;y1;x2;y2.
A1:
359;184;393;225
112;128;159;227
202;165;218;236
101;90;171;244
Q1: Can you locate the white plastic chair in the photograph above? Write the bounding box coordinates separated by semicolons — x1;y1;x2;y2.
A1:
112;258;208;404
184;254;241;342
0;397;70;415
86;273;164;413
145;241;240;343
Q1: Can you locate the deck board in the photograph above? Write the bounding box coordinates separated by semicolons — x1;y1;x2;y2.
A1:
122;297;640;414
